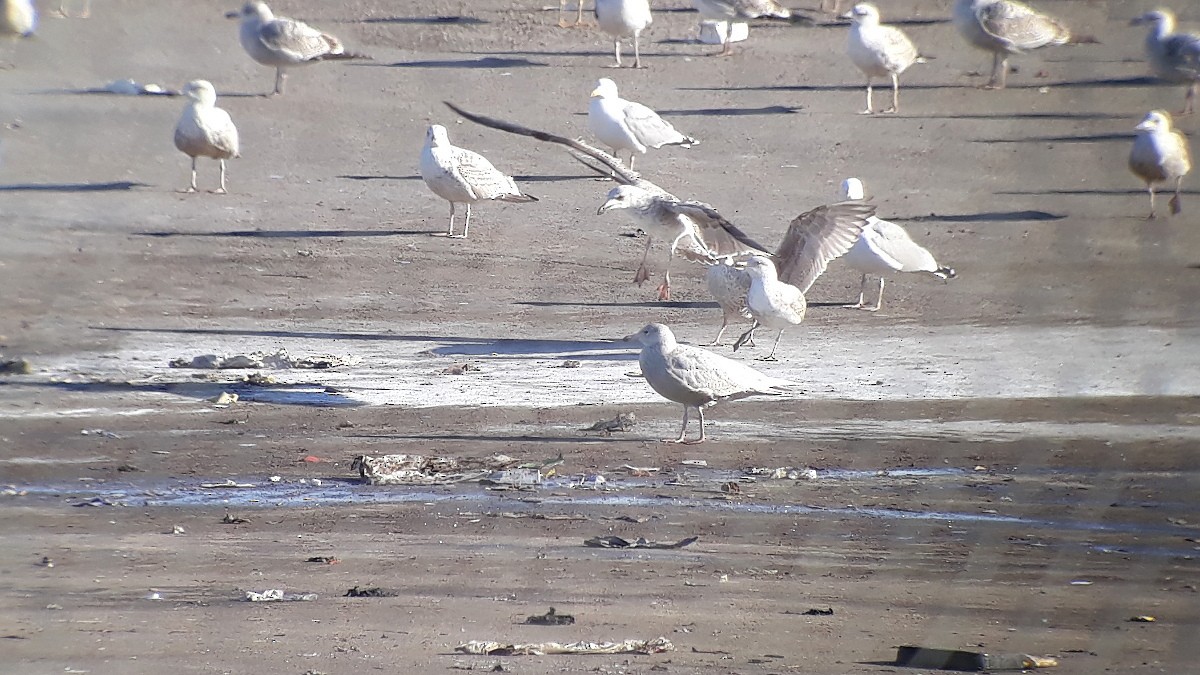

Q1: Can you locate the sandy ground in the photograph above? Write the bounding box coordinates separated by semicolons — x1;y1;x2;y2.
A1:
2;0;1200;673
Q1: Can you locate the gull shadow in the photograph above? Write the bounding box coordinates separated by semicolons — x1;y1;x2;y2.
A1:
973;133;1132;144
375;433;642;444
359;16;486;26
0;181;148;192
428;340;626;357
1;380;363;408
510;174;594;183
996;189;1200;197
339;174;421;181
517;300;717;310
906;211;1067;223
379;57;549;68
133;229;431;238
656;105;801;116
681;82;958;94
900;112;1131;121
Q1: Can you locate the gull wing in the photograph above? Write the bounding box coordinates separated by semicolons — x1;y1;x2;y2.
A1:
976;1;1069;52
774;201;875;293
259;18;342;61
665;201;771;259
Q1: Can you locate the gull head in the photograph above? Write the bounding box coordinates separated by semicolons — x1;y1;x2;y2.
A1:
622;323;676;349
590;78;619;100
1130;9;1173;30
182;80;219;107
597;184;648;215
848;3;880;26
742;255;780;281
426;124;452;149
841;177;866;201
1135;110;1172;133
226;1;271;21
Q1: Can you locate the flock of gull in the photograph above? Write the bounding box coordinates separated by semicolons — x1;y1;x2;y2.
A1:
5;1;1199;443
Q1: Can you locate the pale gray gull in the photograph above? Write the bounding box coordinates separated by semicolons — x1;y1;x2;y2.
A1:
692;0;809;56
442;102;767;299
623;323;791;443
705;258;753;346
1129;110;1191;219
226;1;368;96
952;0;1069;89
594;0;652;68
588;78;697;171
846;3;922;114
1132;9;1200;116
420;124;538;238
174;80;240;194
838;178;955;311
731;201;874;359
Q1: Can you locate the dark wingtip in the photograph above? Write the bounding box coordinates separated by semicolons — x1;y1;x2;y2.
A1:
937;267;957;280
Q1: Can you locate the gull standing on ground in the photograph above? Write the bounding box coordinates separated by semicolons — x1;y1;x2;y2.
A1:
420;124;538;238
588;78;697;171
1;0;35;66
443;102;767;298
624;323;791;444
692;0;804;56
227;1;368;96
174;80;240;194
838;178;955;311
1131;10;1200;116
594;0;652;68
846;3;922;114
952;0;1069;89
559;1;586;28
731;202;874;359
705;258;753;346
1129;110;1191;219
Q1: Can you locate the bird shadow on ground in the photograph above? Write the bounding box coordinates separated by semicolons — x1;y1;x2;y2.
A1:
1;380;364;408
516;300;717;310
339;174;420;181
904;211;1067;223
656;105;802;116
355;16;487;26
972;133;1132;144
93;326;627;357
683;76;1156;95
0;181;148;192
365;432;643;444
996;189;1200;197
132;229;432;238
899;112;1129;121
371;57;549;68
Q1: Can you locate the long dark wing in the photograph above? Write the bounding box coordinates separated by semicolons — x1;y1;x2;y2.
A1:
667;201;772;258
444;101;662;194
774;201;875;293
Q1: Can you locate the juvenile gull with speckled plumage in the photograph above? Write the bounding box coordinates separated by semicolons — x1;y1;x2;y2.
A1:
952;0;1069;89
846;3;922;114
1129;110;1191;219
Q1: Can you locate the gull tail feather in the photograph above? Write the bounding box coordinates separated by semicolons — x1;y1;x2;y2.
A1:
499;193;539;203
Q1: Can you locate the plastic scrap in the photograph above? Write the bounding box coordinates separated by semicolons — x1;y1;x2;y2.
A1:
103;79;177;96
584;536;698;549
895;646;1058;671
352;454;524;486
581;412;636;433
524;607;575;626
456;637;673;656
244;589;317;602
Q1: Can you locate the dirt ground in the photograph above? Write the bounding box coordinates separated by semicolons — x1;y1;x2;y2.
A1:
2;1;1200;673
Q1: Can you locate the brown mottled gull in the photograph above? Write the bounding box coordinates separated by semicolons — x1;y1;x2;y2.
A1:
1132;9;1200;116
1129;110;1192;219
624;323;791;444
419;124;538;238
952;0;1069;89
173;80;240;194
846;3;922;114
226;1;368;96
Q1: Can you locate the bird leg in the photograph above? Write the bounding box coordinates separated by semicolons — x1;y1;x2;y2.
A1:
608;40;623;68
656;270;671;301
446;203;458;236
1183;83;1197;116
185;157;199;193
213;159;228;194
716;38;735;57
632;36;644;69
633;237;653;285
860;79;874;115
1147;185;1158;220
686;407;707;444
843;273;869;309
757;330;784;361
732;322;759;352
867;277;885;312
272;68;287;97
706;319;729;346
984;53;1007;89
1170;177;1184;215
885;73;900;114
461;204;473;238
665;406;692;443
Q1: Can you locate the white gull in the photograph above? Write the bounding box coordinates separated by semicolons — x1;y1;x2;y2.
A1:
1129;110;1191;219
594;0;652;68
1131;9;1200;116
173;80;240;194
588;78;696;171
846;3;922;114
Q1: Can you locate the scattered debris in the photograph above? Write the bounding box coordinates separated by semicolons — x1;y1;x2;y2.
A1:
103;79;176;96
482;468;543;488
74;497;120;507
787;608;834;616
456;637;673;656
306;556;340;565
210;392;238;406
116;464;140;472
582;412;636;433
344;586;397;597
558;360;582;368
221;512;250;524
621;464;660;476
243;589;317;602
1069;579;1093;586
1129;615;1156;623
745;467;818;480
575;474;607;490
584;536;698;550
40;556;54;568
170;349;358;370
301;455;327;463
720;482;741;494
353;454;473;485
895;646;1058;671
525;607;575;626
201;480;255;489
242;372;277;386
680;459;708;467
0;357;32;374
169;525;186;535
496;512;589;522
604;515;649;523
441;362;479;375
80;428;121;438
